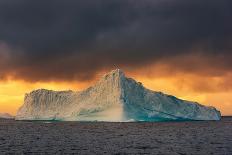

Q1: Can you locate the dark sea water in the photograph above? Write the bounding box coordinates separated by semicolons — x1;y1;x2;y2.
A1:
0;117;232;155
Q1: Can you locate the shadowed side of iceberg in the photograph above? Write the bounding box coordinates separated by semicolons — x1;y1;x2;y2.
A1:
119;73;221;121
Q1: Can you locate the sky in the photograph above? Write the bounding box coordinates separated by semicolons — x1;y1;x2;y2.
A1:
0;0;232;115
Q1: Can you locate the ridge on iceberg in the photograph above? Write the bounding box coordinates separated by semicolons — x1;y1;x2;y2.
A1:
16;69;221;121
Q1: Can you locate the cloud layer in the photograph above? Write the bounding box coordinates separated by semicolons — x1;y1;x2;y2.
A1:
0;0;232;81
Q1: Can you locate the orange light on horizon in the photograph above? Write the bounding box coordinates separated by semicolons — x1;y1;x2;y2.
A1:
0;72;232;116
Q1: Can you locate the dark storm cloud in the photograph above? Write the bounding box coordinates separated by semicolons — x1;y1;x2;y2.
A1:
0;0;232;81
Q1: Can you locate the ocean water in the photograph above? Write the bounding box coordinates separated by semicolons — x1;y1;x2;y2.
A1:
0;117;231;154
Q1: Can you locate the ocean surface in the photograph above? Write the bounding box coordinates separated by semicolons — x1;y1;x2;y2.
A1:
0;117;231;155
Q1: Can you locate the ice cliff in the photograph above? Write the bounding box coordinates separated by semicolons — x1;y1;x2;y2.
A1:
16;69;221;121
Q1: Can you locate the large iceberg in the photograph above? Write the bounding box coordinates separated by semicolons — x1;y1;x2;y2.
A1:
16;69;221;121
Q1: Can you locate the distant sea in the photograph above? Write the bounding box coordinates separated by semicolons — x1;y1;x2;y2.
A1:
0;117;231;154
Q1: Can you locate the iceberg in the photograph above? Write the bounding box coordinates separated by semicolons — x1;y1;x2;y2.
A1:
16;69;221;121
0;113;14;119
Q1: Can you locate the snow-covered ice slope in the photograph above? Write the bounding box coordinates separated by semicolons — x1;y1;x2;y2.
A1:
16;69;221;121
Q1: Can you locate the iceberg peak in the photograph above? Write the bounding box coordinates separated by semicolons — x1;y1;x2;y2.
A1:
102;68;125;80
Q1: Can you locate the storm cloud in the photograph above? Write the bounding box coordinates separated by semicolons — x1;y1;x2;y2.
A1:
0;0;232;81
